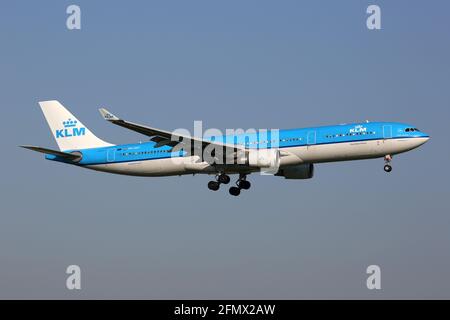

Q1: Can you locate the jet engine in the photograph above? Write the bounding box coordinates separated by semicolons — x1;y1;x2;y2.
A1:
276;164;314;179
247;149;280;169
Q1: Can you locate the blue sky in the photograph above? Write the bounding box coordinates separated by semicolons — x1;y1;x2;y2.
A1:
0;0;449;298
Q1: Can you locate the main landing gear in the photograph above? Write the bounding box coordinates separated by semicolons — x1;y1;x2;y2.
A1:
207;173;251;196
228;174;251;197
384;155;393;173
207;173;230;191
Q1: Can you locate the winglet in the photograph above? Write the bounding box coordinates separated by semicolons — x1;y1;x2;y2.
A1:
99;108;120;121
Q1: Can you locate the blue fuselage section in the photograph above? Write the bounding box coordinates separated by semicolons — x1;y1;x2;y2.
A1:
46;121;429;165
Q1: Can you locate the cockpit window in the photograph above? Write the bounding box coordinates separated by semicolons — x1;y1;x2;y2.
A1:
405;128;419;132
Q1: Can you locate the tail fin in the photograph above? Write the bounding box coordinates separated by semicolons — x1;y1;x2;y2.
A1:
39;100;113;151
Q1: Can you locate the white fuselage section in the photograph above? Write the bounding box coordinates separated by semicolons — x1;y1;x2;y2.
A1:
85;137;429;177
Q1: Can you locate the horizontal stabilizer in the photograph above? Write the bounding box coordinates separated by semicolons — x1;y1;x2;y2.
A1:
20;145;82;161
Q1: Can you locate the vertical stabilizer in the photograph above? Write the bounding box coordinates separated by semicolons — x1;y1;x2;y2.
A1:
39;100;113;151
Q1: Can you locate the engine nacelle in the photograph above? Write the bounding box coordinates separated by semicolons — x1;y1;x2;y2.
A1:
248;149;280;169
276;164;314;179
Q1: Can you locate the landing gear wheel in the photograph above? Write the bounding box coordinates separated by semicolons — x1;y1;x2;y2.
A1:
383;155;393;173
238;180;251;190
229;186;241;196
208;181;220;191
218;174;230;184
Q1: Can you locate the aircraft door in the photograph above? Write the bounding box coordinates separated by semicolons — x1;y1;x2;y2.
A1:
107;148;116;162
307;131;316;145
383;125;392;139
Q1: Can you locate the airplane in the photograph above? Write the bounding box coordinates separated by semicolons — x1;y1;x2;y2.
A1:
21;100;430;196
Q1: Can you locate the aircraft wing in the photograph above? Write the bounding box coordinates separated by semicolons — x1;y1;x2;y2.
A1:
98;108;245;162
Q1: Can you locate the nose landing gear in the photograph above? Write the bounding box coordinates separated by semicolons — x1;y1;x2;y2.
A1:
384;155;393;173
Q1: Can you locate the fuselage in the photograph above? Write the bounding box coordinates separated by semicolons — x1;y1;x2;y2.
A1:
45;121;430;176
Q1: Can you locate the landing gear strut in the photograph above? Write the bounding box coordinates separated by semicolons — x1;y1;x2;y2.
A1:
229;174;251;196
384;155;392;173
207;173;230;191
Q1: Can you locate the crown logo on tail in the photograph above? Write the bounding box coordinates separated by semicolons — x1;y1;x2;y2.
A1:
63;119;78;128
56;119;85;139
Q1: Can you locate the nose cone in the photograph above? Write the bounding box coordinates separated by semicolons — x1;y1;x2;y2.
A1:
415;134;430;147
420;131;430;140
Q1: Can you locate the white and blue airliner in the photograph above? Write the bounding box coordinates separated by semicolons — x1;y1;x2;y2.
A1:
22;101;430;196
